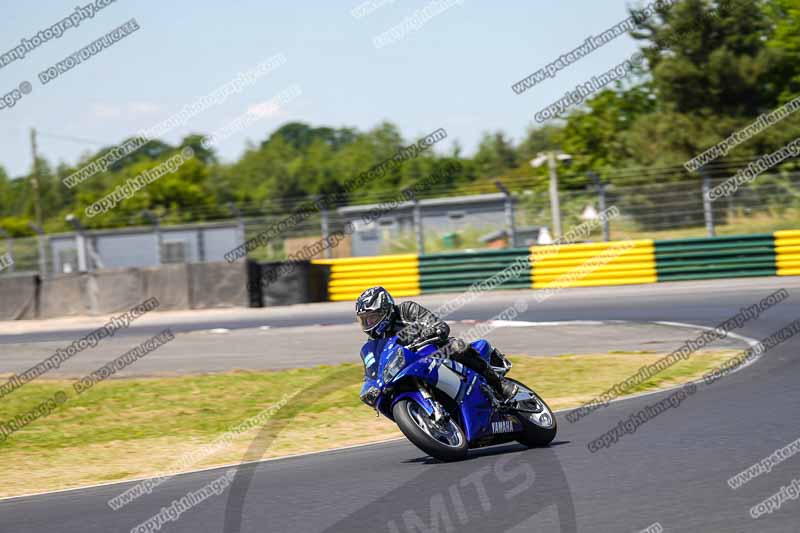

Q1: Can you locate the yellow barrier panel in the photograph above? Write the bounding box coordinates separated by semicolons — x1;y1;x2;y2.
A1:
312;254;420;301
530;240;657;289
775;231;800;276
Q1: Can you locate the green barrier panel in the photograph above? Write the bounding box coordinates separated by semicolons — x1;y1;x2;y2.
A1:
419;248;531;293
658;269;777;282
654;233;774;245
420;261;529;274
422;248;531;259
655;234;777;282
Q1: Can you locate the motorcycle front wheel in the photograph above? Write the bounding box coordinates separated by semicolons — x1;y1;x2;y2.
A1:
393;399;468;462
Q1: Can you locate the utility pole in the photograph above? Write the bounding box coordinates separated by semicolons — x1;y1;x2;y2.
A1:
29;128;43;230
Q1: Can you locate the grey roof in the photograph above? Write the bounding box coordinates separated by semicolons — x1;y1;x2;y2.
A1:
337;192;508;215
47;219;240;240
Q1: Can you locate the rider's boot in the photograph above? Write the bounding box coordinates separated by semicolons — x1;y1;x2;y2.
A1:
449;341;519;403
483;368;519;403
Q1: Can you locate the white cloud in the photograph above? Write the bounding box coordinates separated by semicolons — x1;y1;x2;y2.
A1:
247;101;283;118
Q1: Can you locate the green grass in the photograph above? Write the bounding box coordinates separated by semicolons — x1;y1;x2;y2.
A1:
0;349;738;497
610;207;800;242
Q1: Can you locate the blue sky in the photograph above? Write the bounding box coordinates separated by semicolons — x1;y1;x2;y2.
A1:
0;0;643;179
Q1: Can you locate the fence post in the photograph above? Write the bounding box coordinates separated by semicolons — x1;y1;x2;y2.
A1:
702;173;715;237
65;215;90;272
548;153;563;239
408;190;425;255
227;202;246;250
589;172;610;242
141;210;162;265
29;223;47;278
320;202;332;259
75;232;88;272
495;180;516;247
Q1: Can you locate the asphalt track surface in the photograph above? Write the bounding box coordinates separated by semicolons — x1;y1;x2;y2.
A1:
0;321;748;376
2;277;800;532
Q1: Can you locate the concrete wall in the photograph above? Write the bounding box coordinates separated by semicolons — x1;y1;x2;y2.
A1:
188;262;249;309
0;274;39;320
5;261;249;320
39;274;92;318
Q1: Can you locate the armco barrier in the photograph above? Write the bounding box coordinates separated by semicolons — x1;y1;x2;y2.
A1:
655;234;776;281
531;240;657;288
775;230;800;276
312;254;420;302
419;248;531;294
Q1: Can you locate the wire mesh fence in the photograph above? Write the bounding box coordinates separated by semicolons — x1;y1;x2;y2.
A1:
0;171;797;273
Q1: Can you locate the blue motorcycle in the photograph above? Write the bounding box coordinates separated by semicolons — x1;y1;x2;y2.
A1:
359;335;557;461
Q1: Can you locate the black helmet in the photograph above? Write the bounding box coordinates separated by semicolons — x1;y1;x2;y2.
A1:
356;286;395;338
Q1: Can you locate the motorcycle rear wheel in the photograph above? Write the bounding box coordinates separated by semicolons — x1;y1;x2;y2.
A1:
393;399;469;462
507;378;557;447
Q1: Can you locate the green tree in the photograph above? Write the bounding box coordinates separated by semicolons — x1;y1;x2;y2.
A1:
473;132;518;178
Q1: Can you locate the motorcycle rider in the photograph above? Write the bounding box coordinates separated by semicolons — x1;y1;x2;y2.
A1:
355;286;518;402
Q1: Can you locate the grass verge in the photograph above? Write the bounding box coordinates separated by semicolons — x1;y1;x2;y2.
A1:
0;349;737;498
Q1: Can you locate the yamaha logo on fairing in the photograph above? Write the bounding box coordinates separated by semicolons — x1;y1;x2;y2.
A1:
492;419;514;433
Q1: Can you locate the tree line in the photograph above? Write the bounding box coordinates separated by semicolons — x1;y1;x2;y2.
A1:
0;0;797;236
